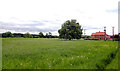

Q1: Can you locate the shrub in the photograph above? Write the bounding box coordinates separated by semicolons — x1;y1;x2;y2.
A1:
90;38;99;40
114;38;119;41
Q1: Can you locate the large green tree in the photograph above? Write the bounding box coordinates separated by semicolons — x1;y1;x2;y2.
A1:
58;19;82;40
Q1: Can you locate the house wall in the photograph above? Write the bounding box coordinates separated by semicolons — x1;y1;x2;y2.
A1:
91;35;104;40
91;35;111;40
91;32;112;40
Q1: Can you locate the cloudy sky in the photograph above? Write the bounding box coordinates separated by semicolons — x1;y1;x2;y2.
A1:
0;0;119;35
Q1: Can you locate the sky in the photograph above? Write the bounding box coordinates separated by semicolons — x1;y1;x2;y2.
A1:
0;0;119;35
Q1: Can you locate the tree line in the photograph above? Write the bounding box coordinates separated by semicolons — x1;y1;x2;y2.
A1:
1;19;83;40
1;31;58;38
1;19;119;41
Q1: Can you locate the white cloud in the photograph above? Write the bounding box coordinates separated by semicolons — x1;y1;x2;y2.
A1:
0;0;119;35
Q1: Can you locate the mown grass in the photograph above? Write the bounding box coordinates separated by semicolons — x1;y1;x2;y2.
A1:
2;38;118;69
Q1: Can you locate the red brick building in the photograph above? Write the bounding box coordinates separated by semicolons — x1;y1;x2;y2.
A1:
91;32;111;40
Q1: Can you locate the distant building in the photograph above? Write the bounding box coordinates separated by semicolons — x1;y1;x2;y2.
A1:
91;32;111;40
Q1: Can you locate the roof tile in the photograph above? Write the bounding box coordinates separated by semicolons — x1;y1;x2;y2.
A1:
91;32;105;35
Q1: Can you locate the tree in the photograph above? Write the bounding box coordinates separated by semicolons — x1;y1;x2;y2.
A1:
10;34;14;37
39;32;44;38
113;35;119;41
24;32;31;38
2;33;7;38
2;31;13;38
45;33;49;38
48;32;52;38
45;32;52;38
6;31;12;37
58;19;82;40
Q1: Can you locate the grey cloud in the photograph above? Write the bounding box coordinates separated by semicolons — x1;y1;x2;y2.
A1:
20;20;45;26
42;19;63;24
19;23;44;26
82;26;102;30
8;27;56;32
0;21;59;33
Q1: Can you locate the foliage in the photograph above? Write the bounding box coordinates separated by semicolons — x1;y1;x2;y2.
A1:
82;35;91;40
45;33;49;38
45;32;52;38
2;31;58;38
58;19;82;40
2;38;118;69
39;32;44;38
0;33;2;38
90;38;99;40
32;34;39;38
24;32;31;38
13;33;24;37
82;35;91;38
2;31;13;38
48;32;52;38
113;35;120;41
51;35;58;38
111;35;120;41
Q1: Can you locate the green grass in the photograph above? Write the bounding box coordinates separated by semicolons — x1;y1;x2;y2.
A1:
2;38;118;69
105;51;118;69
0;38;2;70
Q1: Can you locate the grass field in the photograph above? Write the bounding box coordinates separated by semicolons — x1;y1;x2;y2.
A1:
2;38;118;69
106;51;118;69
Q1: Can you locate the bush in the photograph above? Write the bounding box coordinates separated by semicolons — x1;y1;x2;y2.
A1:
114;38;119;41
90;38;99;40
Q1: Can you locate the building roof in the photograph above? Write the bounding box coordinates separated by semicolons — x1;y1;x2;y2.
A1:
91;32;105;35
